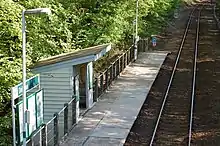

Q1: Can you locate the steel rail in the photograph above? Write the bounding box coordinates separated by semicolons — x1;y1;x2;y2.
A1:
188;6;202;146
149;7;197;146
213;4;220;29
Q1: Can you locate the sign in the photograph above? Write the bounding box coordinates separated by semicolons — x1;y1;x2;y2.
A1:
15;89;44;144
152;37;157;47
12;74;40;99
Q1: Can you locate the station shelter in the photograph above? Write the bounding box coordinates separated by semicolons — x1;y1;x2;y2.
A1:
31;44;112;123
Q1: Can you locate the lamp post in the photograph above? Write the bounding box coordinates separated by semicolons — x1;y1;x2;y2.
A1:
21;8;51;146
134;0;139;61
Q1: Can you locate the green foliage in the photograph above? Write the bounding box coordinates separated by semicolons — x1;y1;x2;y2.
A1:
0;0;23;108
0;113;12;146
217;0;220;7
0;0;180;145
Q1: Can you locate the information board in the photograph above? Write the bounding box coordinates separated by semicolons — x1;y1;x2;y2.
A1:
15;89;44;144
12;74;40;100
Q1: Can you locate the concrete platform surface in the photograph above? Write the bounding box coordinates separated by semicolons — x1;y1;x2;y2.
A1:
60;52;168;146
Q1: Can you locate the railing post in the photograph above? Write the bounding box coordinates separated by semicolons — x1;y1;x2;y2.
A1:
141;39;144;52
114;62;117;80
64;103;68;136
110;65;113;84
121;55;123;71
125;52;128;67
146;38;149;51
72;96;76;125
116;60;118;77
123;54;126;69
138;39;141;52
41;124;47;146
128;49;130;64
54;113;59;146
139;39;142;52
121;56;123;71
100;74;103;94
118;59;120;76
132;46;135;61
105;70;108;90
94;78;98;102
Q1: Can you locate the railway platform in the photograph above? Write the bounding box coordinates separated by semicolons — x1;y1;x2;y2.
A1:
60;51;168;146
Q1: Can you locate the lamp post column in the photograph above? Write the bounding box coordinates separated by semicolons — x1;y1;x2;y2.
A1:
134;0;139;61
22;10;27;146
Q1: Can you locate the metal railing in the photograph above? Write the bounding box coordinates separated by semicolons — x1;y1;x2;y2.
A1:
26;96;77;146
138;38;149;52
92;45;134;102
92;39;149;101
93;39;149;101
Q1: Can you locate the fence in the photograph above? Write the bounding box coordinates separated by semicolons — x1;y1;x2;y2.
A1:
138;38;149;52
25;38;148;146
26;96;77;146
93;38;149;101
92;45;133;101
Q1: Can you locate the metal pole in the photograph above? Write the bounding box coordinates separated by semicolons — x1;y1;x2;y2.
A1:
134;0;139;60
22;10;27;146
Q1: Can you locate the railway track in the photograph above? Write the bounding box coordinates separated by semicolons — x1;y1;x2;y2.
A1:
149;5;202;146
191;3;220;145
124;2;220;146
